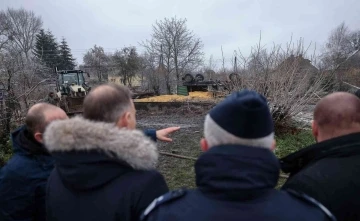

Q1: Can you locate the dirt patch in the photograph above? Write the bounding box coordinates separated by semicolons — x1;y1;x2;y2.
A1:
137;113;204;189
136;112;308;190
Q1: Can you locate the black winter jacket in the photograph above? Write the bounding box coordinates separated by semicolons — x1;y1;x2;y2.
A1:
281;132;360;221
43;116;169;221
141;145;335;221
0;126;54;221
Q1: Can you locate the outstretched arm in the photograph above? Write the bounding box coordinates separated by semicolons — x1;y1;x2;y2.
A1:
143;127;180;142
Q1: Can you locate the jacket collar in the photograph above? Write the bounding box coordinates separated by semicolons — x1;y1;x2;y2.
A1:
11;125;50;156
195;144;280;201
280;132;360;175
43;116;158;170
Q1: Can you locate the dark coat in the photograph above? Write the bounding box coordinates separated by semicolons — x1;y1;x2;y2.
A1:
281;132;360;221
141;145;335;221
143;129;157;142
0;126;54;221
43;116;169;221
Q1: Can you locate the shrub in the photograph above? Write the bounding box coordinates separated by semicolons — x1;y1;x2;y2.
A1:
0;138;13;167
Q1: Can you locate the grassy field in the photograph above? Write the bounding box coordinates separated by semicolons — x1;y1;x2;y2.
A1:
137;112;315;190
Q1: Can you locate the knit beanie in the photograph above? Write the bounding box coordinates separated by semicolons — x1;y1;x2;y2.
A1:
204;89;274;148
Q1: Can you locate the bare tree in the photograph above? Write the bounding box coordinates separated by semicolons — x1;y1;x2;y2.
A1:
141;52;162;95
142;17;204;94
111;46;141;87
321;22;360;68
0;12;12;51
0;8;52;141
83;45;110;82
2;8;42;60
203;55;217;80
320;22;360;89
225;37;328;127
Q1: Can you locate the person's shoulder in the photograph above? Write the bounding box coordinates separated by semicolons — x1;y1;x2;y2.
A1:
0;156;30;183
132;169;165;182
1;154;43;181
140;188;188;220
282;159;333;192
282;189;337;221
119;169;167;192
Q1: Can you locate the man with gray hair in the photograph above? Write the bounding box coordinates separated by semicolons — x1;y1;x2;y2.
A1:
43;83;171;221
141;89;335;221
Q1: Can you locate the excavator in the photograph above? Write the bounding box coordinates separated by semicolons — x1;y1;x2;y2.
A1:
55;69;91;115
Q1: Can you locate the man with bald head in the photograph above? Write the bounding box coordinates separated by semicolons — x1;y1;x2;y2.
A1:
43;83;171;221
281;92;360;221
0;103;68;221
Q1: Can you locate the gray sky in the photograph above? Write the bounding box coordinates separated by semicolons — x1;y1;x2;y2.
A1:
1;0;360;68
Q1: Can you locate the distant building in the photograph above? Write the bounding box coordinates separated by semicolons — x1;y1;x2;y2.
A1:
277;54;319;74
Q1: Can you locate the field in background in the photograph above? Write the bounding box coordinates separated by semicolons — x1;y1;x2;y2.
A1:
137;111;315;190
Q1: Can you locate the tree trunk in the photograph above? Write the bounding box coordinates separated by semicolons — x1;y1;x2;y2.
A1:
174;54;180;84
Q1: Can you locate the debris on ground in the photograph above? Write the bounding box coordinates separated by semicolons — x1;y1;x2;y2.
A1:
134;91;213;102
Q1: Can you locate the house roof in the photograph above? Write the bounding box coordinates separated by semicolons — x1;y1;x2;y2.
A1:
277;54;319;73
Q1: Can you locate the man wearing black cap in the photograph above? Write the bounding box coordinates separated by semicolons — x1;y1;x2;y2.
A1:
140;89;335;221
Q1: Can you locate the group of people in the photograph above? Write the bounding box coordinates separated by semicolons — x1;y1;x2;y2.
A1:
0;83;359;221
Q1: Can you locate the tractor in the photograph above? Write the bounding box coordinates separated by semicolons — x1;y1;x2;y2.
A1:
55;69;91;115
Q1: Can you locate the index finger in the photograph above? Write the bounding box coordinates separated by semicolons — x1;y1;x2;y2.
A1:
165;127;181;133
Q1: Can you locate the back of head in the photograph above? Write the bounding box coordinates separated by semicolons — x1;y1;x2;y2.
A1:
204;89;274;149
83;83;132;123
314;92;360;140
25;102;66;135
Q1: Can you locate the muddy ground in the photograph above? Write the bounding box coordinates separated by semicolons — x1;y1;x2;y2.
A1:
135;106;313;190
137;111;205;190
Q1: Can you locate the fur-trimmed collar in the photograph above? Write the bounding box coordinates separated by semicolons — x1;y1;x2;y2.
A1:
43;116;158;170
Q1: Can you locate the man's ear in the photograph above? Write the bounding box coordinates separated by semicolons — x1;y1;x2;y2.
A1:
270;139;276;151
34;132;43;143
116;112;131;129
312;120;318;142
200;138;209;152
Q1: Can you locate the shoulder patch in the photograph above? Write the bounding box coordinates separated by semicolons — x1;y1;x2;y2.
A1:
286;189;337;221
140;188;187;220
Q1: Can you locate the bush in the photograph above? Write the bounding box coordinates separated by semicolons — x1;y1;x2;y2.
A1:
224;38;330;130
0;138;13;167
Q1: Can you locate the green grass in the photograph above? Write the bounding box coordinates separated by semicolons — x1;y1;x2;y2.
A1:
157;129;315;190
275;129;315;158
275;129;315;188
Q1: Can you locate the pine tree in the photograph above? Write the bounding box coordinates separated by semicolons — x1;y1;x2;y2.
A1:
33;29;60;69
45;30;60;68
58;37;76;70
33;29;48;59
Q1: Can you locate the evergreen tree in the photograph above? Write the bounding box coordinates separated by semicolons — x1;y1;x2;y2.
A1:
33;29;60;69
45;30;60;68
33;29;48;59
58;37;76;70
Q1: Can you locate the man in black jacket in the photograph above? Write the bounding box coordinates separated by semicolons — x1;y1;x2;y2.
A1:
0;103;68;221
141;89;335;221
281;92;360;221
43;84;171;221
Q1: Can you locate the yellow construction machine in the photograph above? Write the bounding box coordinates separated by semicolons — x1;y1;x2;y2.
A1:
55;69;91;115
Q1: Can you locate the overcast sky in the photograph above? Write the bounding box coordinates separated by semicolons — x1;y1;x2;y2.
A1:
1;0;360;68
